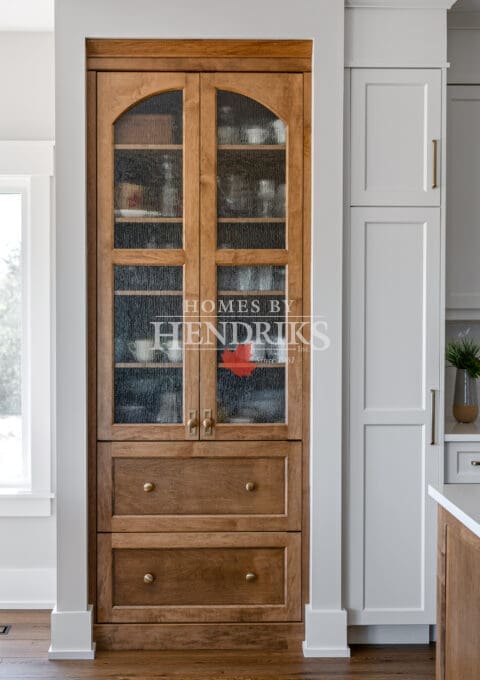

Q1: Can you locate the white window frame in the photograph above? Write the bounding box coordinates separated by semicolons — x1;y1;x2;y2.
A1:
0;141;54;516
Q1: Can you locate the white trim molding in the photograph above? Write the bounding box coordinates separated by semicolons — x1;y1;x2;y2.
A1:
346;0;457;8
49;606;96;660
348;624;430;644
0;141;54;176
0;141;54;516
0;568;55;609
0;492;53;517
302;607;350;658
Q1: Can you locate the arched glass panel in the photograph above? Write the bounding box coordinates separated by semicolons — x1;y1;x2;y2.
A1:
112;91;184;425
114;91;183;249
216;91;286;250
216;92;287;424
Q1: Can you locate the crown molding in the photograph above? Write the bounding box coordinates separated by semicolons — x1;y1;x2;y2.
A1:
346;0;457;8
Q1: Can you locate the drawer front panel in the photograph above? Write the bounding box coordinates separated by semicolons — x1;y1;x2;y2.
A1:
98;532;301;623
98;441;301;531
446;442;480;483
114;457;285;516
114;547;284;606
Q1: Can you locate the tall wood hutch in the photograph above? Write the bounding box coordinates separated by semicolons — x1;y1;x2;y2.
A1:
87;39;311;650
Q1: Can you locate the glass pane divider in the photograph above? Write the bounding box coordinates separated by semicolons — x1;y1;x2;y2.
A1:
217;144;285;151
114;290;182;296
115;217;183;223
115;363;182;368
217;217;284;223
114;144;182;150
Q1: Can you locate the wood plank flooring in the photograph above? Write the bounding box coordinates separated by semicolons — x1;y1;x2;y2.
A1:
0;611;435;679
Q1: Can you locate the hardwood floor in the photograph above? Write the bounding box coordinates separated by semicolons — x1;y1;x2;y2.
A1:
0;611;435;679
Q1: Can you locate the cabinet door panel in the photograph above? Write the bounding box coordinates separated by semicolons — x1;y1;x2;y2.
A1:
446;86;480;310
199;73;303;441
351;69;441;206
97;72;200;440
347;207;441;625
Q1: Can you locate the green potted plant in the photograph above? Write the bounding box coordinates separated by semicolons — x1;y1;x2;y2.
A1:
446;336;480;423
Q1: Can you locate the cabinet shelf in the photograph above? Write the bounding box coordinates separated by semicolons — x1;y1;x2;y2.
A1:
115;217;183;224
218;290;285;296
217;217;285;223
114;144;182;150
218;144;285;151
114;290;182;296
115;362;182;369
218;362;285;369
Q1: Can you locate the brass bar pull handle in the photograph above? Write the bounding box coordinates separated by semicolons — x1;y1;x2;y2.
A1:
202;409;214;435
432;139;439;189
471;461;480;467
187;410;198;436
431;389;436;446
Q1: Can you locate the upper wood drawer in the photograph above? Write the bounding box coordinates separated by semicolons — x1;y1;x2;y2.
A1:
350;69;441;207
97;441;301;531
97;532;301;623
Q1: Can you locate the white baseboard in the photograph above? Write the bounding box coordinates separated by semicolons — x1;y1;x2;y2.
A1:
48;605;95;660
303;605;351;657
0;568;55;609
348;624;431;645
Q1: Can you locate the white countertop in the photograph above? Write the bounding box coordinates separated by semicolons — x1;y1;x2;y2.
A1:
445;418;480;442
429;484;480;539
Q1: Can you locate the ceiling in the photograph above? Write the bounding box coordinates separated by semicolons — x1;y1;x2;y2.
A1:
0;0;53;30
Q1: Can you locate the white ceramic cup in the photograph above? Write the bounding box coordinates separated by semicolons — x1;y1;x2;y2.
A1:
245;126;268;144
128;339;154;362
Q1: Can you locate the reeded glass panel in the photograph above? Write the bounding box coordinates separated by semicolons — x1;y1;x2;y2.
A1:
114;91;183;249
114;265;183;424
216;265;286;424
216;91;286;249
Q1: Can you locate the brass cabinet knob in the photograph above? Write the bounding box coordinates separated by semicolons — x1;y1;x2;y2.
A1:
187;416;198;431
245;572;257;582
245;481;256;492
144;573;155;585
203;417;213;431
143;482;155;493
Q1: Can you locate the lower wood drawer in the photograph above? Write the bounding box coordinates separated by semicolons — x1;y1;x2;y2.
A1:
97;441;301;531
97;532;301;623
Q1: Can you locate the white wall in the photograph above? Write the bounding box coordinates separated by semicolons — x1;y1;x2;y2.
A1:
0;31;55;608
53;0;346;657
0;32;54;140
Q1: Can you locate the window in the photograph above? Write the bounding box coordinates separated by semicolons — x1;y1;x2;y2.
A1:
0;141;54;515
0;186;29;489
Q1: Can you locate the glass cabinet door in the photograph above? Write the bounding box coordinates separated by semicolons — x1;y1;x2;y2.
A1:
200;74;304;440
97;72;199;440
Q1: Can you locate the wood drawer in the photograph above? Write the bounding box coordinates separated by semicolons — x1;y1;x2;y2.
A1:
446;442;480;483
97;441;301;531
97;532;301;623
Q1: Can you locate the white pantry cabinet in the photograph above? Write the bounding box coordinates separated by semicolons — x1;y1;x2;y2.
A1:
446;86;480;312
346;206;441;625
351;69;442;207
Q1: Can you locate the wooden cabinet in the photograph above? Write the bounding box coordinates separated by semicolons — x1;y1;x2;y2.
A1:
446;86;480;312
88;40;310;650
350;69;441;207
436;506;480;680
346;206;441;625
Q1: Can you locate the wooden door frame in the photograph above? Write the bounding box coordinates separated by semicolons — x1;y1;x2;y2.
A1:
87;39;312;639
199;72;304;442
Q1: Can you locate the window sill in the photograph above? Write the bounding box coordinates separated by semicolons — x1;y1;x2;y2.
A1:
0;492;54;517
